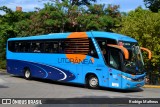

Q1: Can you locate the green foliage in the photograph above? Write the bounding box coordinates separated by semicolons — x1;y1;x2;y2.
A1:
0;1;159;73
0;6;12;14
144;0;160;12
22;2;120;33
68;0;96;5
0;6;34;68
0;60;6;69
115;7;160;72
41;0;97;6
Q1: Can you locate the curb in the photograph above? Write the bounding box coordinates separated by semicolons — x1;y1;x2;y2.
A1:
143;85;160;88
0;69;6;72
0;69;7;75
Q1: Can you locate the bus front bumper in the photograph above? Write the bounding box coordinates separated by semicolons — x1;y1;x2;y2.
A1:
122;79;145;89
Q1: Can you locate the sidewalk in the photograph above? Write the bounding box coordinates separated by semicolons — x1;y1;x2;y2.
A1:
143;85;160;88
0;69;7;75
0;69;6;72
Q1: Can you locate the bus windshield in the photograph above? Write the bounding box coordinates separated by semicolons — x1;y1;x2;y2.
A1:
120;41;144;74
96;38;145;74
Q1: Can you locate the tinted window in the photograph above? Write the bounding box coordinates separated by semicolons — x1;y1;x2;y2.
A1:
24;42;32;52
64;38;98;58
96;37;117;50
108;49;121;70
8;38;98;58
31;42;44;53
8;41;15;52
64;38;89;54
88;38;98;58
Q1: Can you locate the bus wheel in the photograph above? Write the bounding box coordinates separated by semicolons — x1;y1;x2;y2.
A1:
24;69;32;80
87;75;99;89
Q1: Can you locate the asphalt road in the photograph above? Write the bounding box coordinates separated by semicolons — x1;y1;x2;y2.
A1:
0;72;160;107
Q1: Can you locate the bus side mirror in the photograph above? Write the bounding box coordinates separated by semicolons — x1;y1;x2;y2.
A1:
107;44;129;60
140;47;152;59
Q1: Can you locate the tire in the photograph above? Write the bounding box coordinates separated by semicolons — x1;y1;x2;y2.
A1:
24;69;32;80
86;75;99;89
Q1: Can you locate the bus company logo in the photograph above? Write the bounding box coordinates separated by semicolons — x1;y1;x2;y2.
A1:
58;57;94;64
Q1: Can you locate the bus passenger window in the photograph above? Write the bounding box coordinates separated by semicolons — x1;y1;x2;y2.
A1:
34;43;41;52
18;42;25;52
53;42;58;53
44;42;52;53
58;41;65;53
88;39;98;58
8;41;15;52
15;43;19;52
24;42;31;52
34;47;40;52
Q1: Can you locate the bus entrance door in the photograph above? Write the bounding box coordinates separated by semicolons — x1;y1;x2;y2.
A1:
108;68;122;89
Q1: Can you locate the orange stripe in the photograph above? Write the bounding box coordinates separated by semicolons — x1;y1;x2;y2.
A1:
67;32;88;38
66;38;88;40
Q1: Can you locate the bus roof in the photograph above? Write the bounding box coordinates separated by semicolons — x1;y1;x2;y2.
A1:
8;31;137;42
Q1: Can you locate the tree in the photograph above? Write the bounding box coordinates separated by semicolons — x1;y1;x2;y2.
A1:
0;6;34;68
39;0;96;6
66;0;96;5
77;4;121;31
0;6;15;68
144;0;160;12
27;2;121;33
115;7;160;73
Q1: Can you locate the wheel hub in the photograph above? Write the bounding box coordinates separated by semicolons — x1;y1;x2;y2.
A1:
25;70;30;78
90;78;98;87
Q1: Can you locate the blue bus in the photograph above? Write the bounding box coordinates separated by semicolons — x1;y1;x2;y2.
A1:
6;31;151;89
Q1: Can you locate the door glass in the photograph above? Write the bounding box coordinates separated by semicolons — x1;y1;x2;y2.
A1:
109;49;121;70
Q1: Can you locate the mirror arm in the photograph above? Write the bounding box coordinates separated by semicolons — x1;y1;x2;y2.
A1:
107;44;129;60
140;47;152;59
